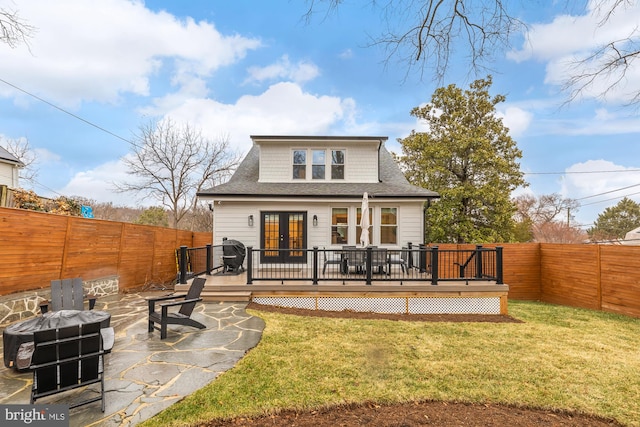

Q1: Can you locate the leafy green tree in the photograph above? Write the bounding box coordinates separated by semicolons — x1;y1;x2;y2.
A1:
588;197;640;241
399;76;526;243
134;207;169;227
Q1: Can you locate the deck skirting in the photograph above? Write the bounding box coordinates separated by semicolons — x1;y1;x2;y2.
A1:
252;294;507;315
175;278;510;315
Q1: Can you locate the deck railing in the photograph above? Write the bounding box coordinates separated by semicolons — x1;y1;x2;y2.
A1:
177;244;503;286
176;244;225;284
244;245;503;285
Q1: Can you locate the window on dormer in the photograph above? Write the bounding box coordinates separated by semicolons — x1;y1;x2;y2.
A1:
332;150;345;179
312;150;325;179
293;150;306;179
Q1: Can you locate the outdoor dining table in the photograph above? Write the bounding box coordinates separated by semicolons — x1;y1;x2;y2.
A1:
2;309;112;370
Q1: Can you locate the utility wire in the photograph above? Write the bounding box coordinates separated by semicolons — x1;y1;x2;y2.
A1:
525;169;640;175
575;183;640;201
0;77;134;145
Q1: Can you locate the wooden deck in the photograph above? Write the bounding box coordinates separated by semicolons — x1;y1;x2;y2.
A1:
174;272;510;315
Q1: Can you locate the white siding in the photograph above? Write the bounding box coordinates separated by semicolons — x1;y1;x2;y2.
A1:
213;200;424;250
0;163;19;187
258;141;379;183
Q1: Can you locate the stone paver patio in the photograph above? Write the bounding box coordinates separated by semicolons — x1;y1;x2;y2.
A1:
0;292;265;427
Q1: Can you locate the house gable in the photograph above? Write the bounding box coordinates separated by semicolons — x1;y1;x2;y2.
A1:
198;135;438;200
197;135;439;249
252;135;384;184
0;146;23;188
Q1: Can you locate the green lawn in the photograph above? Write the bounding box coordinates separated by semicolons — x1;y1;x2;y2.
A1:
142;300;640;426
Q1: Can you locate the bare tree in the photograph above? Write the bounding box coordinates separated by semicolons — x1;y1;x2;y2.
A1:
0;6;35;48
117;119;239;229
305;1;640;103
563;0;640;105
304;0;523;82
513;193;584;243
1;136;38;184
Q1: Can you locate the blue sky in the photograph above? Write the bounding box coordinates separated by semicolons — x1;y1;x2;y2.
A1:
2;0;640;228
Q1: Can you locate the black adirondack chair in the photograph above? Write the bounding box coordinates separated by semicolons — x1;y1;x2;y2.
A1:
148;277;206;339
40;278;97;314
30;321;105;411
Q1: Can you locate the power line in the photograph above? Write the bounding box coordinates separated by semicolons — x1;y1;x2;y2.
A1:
578;190;640;207
575;183;640;201
525;169;640;175
0;77;134;145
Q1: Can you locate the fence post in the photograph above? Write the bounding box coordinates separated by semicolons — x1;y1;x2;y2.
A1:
496;246;503;284
246;246;253;285
430;245;438;286
313;247;319;285
206;244;213;275
475;244;483;279
407;242;413;269
179;245;188;284
365;246;373;285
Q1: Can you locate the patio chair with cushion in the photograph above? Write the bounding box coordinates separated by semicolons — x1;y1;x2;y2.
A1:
148;277;206;339
40;277;97;314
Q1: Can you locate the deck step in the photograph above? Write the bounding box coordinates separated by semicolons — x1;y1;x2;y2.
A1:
200;291;252;302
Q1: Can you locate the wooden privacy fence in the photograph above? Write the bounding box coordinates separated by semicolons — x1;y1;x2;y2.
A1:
1;206;639;319
0;207;210;294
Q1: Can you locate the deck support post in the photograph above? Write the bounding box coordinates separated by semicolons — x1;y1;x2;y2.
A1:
365;246;373;285
179;246;188;284
206;244;213;275
312;247;319;285
430;245;438;286
246;246;253;284
496;246;503;284
475;245;483;279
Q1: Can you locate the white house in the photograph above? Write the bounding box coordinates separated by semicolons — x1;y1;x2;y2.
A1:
0;146;23;188
197;135;439;264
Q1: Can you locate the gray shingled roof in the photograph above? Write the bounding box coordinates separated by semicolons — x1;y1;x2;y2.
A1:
0;146;23;166
197;144;439;200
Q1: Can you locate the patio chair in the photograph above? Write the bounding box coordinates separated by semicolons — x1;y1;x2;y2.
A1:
322;246;352;274
30;321;105;411
40;278;97;314
388;247;410;274
370;248;388;275
148;277;206;339
344;247;365;274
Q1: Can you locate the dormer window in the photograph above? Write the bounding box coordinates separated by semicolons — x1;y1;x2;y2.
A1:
332;150;345;179
293;150;306;179
312;150;325;179
292;148;346;181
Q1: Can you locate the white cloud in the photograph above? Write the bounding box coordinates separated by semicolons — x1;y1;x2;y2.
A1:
339;49;353;59
508;1;640;104
144;81;355;154
560;159;640;225
497;106;532;137
244;55;320;85
58;156;153;206
0;0;261;107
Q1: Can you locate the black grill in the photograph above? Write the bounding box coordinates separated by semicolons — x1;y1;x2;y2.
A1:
222;239;246;273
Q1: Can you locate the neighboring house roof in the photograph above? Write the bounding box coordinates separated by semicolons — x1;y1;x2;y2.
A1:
621;226;640;245
0;146;24;166
198;143;439;200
